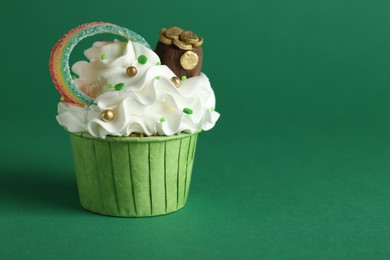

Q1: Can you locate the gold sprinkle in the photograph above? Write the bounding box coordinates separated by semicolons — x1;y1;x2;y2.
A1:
126;66;137;77
180;51;199;70
171;76;181;88
130;132;145;137
100;110;115;122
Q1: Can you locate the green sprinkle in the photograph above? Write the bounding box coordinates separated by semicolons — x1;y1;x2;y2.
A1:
160;117;166;122
181;75;187;81
101;54;107;60
108;83;115;89
183;108;193;115
71;74;78;80
138;55;148;65
156;76;161;80
210;107;215;112
156;61;161;65
114;83;125;91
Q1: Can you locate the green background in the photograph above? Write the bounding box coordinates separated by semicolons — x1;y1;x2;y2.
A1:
1;0;390;258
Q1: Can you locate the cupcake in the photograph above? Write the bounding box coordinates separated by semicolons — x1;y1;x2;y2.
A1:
49;22;219;217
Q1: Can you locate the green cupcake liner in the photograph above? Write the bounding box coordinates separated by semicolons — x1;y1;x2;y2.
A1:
68;131;199;217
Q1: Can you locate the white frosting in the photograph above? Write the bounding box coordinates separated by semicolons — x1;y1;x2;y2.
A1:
57;40;220;138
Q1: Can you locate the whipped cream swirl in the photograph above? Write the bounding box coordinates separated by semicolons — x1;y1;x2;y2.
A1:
57;40;219;138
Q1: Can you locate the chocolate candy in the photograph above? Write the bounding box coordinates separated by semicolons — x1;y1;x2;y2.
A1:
155;27;203;78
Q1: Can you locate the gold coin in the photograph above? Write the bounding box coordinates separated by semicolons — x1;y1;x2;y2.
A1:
173;38;193;50
192;37;203;47
159;34;172;45
179;31;199;44
180;51;199;70
159;28;172;45
165;27;183;39
171;76;181;88
100;110;115;122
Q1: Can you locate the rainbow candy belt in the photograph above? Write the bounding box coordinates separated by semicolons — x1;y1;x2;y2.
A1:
49;22;150;106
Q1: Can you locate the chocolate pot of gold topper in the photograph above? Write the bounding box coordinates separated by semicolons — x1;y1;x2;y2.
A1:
155;27;203;83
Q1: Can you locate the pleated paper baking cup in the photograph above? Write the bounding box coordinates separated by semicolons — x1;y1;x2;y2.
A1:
69;131;199;217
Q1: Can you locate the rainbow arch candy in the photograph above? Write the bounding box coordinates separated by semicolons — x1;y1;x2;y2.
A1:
49;22;151;106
